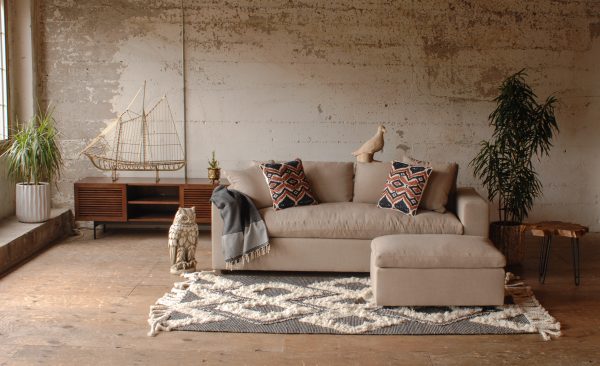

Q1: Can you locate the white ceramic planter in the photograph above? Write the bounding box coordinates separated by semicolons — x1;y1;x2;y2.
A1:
15;182;52;223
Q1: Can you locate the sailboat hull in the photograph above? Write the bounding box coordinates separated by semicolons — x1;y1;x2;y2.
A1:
81;87;186;176
88;156;185;172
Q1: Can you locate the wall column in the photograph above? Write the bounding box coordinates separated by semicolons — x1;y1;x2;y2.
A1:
8;0;36;125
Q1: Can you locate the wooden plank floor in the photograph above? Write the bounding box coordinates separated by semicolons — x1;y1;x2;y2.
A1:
1;228;599;365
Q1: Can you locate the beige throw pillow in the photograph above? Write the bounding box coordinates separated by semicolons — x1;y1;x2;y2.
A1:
402;156;458;213
223;166;273;209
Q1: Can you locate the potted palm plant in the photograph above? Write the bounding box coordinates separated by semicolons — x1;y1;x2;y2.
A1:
471;70;558;265
1;108;63;223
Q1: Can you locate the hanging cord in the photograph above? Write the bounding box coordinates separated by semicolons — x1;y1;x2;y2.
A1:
181;0;188;179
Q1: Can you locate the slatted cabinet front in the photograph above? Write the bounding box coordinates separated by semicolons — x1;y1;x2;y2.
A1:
75;183;127;222
181;185;214;224
74;178;217;225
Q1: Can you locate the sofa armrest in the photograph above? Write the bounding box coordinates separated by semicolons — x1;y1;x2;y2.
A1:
456;187;489;237
211;203;225;269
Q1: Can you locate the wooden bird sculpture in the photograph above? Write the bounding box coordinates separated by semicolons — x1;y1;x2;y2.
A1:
352;125;386;162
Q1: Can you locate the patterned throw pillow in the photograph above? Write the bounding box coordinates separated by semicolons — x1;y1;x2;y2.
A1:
402;156;458;213
260;159;318;210
377;161;432;216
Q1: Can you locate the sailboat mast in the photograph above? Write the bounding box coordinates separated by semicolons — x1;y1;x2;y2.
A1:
142;80;148;166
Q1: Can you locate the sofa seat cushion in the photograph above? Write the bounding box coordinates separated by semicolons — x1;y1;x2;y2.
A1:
260;203;463;239
372;234;506;269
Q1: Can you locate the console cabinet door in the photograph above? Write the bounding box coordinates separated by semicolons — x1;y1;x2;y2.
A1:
75;183;127;222
181;185;213;224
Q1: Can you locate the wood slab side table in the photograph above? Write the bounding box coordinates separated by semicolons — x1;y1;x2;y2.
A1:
528;221;589;285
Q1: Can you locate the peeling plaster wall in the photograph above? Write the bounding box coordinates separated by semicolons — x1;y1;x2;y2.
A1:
38;1;600;230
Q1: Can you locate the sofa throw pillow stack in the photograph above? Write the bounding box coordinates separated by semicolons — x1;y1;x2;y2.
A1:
260;158;318;210
377;161;432;216
402;156;458;213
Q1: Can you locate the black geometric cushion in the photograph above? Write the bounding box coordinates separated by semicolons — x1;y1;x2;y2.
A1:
377;161;432;216
260;159;318;210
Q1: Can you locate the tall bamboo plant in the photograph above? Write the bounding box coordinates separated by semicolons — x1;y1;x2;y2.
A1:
2;107;63;185
471;70;558;224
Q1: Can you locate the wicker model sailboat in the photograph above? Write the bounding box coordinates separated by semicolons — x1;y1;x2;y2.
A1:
82;83;185;182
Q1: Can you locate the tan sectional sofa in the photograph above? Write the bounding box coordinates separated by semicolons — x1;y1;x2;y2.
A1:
211;161;491;272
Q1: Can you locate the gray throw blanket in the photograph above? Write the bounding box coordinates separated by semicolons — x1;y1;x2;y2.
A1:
210;185;270;269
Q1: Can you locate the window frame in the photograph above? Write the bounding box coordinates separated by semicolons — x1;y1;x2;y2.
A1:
0;0;9;144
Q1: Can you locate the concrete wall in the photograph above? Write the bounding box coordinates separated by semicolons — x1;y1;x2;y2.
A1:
38;1;600;230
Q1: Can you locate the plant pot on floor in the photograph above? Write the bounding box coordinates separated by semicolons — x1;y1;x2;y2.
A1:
489;221;526;266
16;182;52;223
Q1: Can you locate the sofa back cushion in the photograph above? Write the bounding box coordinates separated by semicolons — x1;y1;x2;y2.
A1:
224;161;355;208
353;162;389;203
402;157;458;213
223;166;273;209
353;160;458;213
303;161;354;203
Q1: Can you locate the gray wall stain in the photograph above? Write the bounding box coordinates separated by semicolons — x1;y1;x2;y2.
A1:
395;144;410;152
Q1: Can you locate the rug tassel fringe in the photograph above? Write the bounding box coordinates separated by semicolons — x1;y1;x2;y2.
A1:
505;272;562;341
147;278;195;336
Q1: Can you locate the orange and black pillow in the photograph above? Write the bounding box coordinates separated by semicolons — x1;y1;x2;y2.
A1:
377;161;432;216
259;158;318;210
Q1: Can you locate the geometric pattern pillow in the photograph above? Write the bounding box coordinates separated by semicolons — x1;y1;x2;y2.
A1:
402;156;458;213
377;161;432;216
259;158;318;210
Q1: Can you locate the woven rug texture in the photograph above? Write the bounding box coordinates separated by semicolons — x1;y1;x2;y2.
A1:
148;272;560;340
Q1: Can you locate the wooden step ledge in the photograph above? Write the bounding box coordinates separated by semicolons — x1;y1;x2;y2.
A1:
0;208;73;277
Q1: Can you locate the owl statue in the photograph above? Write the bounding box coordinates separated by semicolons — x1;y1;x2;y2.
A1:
168;207;199;274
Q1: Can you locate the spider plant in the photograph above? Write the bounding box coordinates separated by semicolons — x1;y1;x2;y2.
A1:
2;107;63;185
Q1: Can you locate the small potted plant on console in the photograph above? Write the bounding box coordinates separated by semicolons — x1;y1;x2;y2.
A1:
207;150;220;183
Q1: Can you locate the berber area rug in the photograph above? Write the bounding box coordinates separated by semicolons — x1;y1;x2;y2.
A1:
148;272;561;340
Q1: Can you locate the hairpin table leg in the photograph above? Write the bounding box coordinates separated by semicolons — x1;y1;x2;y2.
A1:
538;235;548;280
572;237;580;286
530;221;587;286
539;235;552;284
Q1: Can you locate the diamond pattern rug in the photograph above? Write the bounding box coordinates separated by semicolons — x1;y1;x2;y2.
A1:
148;272;560;340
